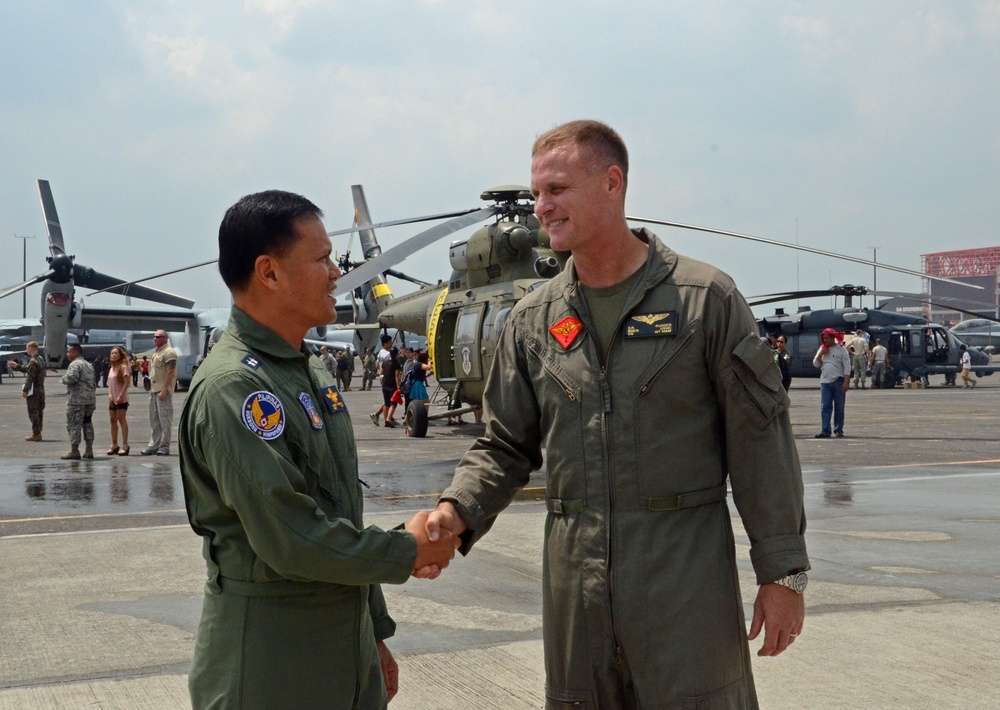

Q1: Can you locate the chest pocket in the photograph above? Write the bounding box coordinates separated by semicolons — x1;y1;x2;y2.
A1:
724;333;787;429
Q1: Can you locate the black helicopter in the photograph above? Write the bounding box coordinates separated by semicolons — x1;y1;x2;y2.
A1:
753;285;1000;387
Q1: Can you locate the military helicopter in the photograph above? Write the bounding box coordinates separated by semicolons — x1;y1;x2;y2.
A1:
753;285;1000;388
330;188;985;434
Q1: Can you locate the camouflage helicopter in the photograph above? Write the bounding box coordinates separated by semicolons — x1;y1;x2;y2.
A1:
329;186;984;435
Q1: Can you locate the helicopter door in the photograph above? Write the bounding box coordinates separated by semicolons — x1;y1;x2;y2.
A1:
434;309;460;380
453;304;486;381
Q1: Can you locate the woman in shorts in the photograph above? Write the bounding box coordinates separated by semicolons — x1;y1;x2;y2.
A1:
107;346;132;455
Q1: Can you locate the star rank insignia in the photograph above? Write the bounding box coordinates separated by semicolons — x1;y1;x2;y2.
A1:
320;385;346;414
549;316;585;350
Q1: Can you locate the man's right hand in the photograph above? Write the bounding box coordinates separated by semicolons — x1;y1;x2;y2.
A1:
405;511;458;580
426;500;468;542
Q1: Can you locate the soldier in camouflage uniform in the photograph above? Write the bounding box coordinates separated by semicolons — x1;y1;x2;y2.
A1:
8;341;47;441
60;343;97;460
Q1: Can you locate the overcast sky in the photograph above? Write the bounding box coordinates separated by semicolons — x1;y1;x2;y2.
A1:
2;1;998;321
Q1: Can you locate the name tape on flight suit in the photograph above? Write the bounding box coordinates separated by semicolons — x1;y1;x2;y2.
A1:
624;312;678;338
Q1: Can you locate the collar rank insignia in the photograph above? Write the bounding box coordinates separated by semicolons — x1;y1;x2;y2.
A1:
625;311;678;338
241;391;285;440
297;392;324;430
241;354;261;370
549;316;585;350
321;385;346;414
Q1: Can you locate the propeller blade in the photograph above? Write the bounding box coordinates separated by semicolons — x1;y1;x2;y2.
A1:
0;272;55;301
36;180;66;257
74;263;196;308
333;206;499;297
85;260;216;301
627;216;984;292
326;206;490;239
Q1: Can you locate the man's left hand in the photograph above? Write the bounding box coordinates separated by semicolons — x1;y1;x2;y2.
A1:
376;640;398;702
747;584;805;657
159;389;169;401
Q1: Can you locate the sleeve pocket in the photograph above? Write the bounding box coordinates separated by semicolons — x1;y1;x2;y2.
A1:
726;333;787;429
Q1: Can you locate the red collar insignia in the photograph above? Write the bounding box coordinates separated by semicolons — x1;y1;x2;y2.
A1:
549;316;585;349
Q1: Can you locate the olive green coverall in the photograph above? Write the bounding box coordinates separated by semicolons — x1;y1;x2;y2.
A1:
180;308;417;709
442;231;809;709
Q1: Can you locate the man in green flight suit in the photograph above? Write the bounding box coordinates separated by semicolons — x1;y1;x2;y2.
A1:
8;340;47;441
426;121;810;708
180;190;458;709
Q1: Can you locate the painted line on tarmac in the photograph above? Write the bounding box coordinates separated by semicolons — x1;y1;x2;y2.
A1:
1;508;186;524
804;470;1000;487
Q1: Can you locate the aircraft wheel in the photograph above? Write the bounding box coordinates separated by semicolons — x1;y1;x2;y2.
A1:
882;371;897;389
404;401;428;438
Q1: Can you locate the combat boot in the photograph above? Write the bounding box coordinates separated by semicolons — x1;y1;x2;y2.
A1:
25;433;42;442
61;447;81;460
83;446;94;459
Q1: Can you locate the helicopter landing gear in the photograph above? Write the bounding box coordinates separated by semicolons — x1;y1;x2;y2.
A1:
404;401;429;438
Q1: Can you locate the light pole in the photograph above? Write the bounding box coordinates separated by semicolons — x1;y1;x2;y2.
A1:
14;234;35;318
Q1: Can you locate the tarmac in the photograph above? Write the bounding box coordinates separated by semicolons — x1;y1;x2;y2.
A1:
1;371;998;709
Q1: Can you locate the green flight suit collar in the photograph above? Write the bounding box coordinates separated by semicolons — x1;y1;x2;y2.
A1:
226;306;311;361
560;228;679;310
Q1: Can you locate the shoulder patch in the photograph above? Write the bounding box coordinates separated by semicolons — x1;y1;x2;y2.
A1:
242;391;285;440
297;392;325;430
241;354;261;370
320;385;347;414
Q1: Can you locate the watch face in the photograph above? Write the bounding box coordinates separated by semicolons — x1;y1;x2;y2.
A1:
791;572;808;593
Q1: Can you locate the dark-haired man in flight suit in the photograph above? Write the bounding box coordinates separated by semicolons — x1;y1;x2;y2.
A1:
180;189;457;709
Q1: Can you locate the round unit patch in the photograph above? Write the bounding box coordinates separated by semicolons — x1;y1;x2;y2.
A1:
242;391;286;440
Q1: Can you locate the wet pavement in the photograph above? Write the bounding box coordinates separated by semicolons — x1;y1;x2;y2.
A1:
1;374;999;708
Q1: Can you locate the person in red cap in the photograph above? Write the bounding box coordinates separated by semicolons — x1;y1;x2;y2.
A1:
813;328;851;437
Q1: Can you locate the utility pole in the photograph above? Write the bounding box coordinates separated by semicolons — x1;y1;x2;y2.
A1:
14;234;35;318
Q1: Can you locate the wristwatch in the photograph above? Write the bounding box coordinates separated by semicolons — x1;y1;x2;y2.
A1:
772;571;808;594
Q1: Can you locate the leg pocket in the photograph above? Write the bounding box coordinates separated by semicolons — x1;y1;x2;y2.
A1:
546;686;595;709
683;676;751;709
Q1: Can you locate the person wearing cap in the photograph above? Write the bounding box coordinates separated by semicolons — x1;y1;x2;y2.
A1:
142;329;177;455
813;328;851;437
848;329;871;389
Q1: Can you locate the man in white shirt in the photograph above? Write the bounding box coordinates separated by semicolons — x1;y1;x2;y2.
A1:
813;328;851;437
960;344;977;388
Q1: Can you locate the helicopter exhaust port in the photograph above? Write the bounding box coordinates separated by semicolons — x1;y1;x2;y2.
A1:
534;255;561;278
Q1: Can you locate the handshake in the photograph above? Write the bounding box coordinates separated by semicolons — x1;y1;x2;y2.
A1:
403;501;467;580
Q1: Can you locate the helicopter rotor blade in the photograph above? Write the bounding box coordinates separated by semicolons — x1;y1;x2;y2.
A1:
84;260;216;303
333;206;499;297
384;268;433;288
748;290;847;307
36;179;66;257
0;272;56;301
627;216;983;292
326;206;489;239
74;263;196;308
871;290;1000;324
